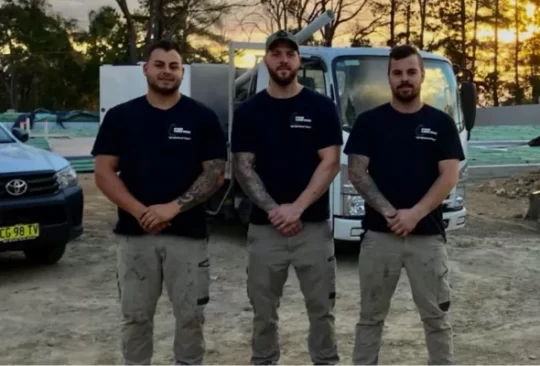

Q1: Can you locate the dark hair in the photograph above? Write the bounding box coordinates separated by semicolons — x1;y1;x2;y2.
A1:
388;44;424;73
145;39;182;61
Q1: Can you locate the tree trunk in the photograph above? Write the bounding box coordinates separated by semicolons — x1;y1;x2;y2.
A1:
406;2;411;43
116;0;139;64
418;0;427;49
471;0;480;76
389;0;396;46
514;0;520;103
493;0;500;106
460;0;467;68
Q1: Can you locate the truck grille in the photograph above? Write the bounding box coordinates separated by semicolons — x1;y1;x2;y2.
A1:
0;172;59;198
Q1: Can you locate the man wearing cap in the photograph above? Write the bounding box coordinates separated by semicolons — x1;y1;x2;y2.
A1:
231;30;343;365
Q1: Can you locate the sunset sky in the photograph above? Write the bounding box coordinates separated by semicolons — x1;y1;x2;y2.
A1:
48;0;539;45
49;0;138;29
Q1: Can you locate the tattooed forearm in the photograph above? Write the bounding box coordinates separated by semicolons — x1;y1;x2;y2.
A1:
176;159;226;213
232;152;278;213
348;154;396;217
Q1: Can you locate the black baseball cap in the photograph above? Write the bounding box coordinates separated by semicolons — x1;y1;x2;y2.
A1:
265;30;299;52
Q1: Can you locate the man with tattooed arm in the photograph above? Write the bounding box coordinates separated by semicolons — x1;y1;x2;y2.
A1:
231;30;343;365
92;40;227;365
344;45;465;365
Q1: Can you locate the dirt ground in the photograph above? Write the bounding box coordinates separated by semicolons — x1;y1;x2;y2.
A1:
1;174;540;365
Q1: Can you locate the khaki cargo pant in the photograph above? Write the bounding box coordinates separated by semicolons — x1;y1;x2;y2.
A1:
115;234;210;365
352;231;453;365
246;221;339;365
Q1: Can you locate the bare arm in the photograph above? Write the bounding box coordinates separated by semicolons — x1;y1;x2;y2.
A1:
232;152;278;213
138;158;226;232
175;158;226;213
348;154;396;217
94;155;147;219
413;159;459;218
294;145;341;211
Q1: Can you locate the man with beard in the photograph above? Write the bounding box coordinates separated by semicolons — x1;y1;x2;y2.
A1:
231;30;343;365
92;40;227;365
344;45;464;364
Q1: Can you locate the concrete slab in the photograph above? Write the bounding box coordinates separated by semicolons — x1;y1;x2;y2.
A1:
48;137;95;157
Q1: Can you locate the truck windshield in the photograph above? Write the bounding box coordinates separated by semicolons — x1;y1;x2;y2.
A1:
0;126;14;143
333;56;464;132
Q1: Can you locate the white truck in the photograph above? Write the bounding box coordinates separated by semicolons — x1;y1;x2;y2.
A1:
99;11;477;245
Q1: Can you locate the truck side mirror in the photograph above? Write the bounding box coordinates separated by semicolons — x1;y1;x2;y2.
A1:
460;81;477;133
12;127;29;143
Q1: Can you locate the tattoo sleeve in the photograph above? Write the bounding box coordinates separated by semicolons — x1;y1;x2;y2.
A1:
232;152;278;213
348;154;396;216
176;158;226;213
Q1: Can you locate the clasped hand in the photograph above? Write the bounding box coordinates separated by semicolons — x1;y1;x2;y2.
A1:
385;208;422;237
137;202;180;235
268;203;304;237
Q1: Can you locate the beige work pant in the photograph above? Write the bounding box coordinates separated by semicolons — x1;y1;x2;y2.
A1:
246;222;339;365
352;230;454;365
115;234;210;365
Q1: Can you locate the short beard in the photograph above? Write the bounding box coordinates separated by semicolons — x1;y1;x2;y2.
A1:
392;88;420;103
268;67;297;86
148;80;180;95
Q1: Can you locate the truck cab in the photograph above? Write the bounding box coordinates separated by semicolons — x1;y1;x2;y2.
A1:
240;46;476;243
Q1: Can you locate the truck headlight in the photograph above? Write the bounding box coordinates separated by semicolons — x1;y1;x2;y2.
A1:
342;194;365;216
447;165;467;209
56;166;78;189
340;164;365;216
448;185;465;208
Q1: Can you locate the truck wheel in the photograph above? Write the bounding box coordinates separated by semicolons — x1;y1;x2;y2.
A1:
23;242;67;265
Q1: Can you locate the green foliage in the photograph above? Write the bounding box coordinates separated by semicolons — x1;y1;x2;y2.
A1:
0;0;234;112
2;0;540;110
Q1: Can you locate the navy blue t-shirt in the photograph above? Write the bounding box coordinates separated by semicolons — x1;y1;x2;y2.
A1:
231;88;343;225
343;103;465;236
91;95;227;238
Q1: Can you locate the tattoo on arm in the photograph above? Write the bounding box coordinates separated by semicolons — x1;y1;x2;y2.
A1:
348;154;395;216
233;152;278;213
176;158;226;213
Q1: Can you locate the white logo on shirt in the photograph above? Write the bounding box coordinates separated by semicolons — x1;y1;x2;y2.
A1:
168;126;192;140
415;125;437;142
290;114;312;129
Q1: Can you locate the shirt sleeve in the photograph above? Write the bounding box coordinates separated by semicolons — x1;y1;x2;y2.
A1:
91;107;123;157
313;97;343;150
199;109;228;162
437;114;466;162
231;104;256;153
343;111;375;157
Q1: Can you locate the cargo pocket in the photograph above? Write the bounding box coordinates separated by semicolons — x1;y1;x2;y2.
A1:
436;247;451;309
196;258;210;306
327;255;337;306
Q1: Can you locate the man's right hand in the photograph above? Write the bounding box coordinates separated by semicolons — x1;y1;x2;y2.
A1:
133;206;169;235
268;206;303;237
278;219;303;237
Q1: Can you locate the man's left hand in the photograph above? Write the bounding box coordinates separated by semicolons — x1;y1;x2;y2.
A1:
269;203;304;232
387;208;423;237
139;202;181;232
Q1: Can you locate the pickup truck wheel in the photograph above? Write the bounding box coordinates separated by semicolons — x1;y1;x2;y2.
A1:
23;242;67;265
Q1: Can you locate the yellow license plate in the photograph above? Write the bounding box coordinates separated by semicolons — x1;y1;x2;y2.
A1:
0;223;40;243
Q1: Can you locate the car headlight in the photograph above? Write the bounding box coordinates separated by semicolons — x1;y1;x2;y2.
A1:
340;163;365;216
56;165;78;189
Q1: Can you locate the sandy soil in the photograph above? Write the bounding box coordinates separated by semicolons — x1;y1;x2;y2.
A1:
1;174;539;365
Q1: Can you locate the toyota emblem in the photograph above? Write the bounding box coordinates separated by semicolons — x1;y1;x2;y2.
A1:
5;179;28;196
